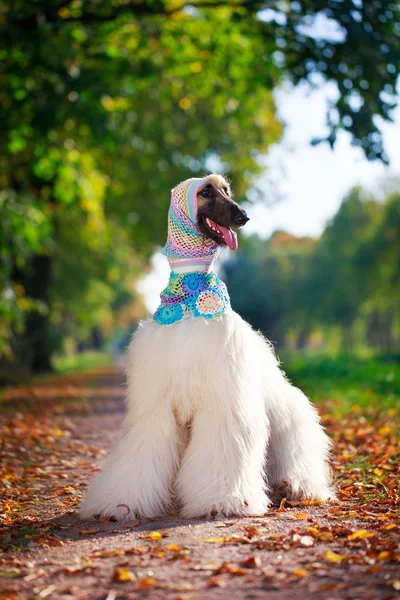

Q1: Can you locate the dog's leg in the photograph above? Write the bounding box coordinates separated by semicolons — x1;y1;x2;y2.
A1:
80;322;182;521
264;373;335;503
176;384;271;519
226;313;334;504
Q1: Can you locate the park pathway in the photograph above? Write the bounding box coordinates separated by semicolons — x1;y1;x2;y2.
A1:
0;367;398;600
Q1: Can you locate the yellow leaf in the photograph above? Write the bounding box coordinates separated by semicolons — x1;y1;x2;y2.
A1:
292;512;307;520
326;550;347;563
373;468;383;476
293;568;307;577
318;531;333;541
189;62;202;73
378;426;391;435
384;524;396;530
113;567;136;582
148;531;163;540
348;529;375;541
378;551;390;560
306;527;319;536
157;551;166;558
199;537;226;543
179;98;192;110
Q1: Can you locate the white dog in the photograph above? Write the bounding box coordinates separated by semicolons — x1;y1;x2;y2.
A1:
80;174;334;520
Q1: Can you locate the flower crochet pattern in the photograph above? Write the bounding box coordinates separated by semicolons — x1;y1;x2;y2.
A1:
153;177;233;326
153;271;230;326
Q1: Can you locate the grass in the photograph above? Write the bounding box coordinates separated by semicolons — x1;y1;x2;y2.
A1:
279;352;400;414
53;351;113;373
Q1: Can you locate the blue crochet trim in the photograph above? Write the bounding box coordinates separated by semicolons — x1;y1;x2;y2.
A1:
153;271;231;326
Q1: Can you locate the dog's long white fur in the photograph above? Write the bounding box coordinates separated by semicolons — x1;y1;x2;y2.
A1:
80;311;333;520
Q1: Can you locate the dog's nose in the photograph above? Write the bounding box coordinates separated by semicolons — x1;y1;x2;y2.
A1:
235;211;250;226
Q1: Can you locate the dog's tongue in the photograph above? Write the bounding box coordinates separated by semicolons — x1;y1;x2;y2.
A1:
214;223;238;251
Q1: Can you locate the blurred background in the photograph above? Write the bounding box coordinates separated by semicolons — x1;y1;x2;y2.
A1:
1;0;399;384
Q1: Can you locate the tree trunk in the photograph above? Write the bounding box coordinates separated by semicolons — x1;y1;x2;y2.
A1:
296;328;309;350
341;321;354;354
23;253;53;373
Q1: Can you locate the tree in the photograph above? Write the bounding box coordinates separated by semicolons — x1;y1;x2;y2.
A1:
4;0;398;159
1;0;399;374
226;188;400;353
0;2;282;373
224;231;316;345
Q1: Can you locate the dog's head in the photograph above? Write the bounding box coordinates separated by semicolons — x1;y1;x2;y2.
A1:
195;174;249;251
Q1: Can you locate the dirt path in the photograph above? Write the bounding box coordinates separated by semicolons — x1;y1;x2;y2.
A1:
0;368;399;600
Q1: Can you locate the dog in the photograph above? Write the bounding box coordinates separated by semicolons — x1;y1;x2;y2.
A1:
80;174;334;520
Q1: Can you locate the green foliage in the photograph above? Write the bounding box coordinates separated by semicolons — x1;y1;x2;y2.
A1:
225;231;317;344
53;351;113;373
282;353;400;413
225;188;400;352
0;0;399;375
0;191;51;357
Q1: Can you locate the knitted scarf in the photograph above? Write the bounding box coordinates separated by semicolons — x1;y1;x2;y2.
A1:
153;177;232;326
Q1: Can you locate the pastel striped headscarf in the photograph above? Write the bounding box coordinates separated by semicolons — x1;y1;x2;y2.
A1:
162;177;220;270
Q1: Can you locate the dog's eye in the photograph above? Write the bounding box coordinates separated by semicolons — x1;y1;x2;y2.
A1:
223;187;228;194
200;189;210;198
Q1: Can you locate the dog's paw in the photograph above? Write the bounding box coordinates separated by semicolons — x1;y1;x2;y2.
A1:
274;480;336;503
181;491;271;519
207;497;266;519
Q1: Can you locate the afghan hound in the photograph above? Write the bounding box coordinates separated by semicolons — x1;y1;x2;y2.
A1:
80;174;334;520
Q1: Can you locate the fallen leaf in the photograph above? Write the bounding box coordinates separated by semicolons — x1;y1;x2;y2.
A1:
199;536;226;543
37;586;56;599
278;497;286;511
306;527;320;536
243;525;259;538
326;550;347;563
123;520;140;528
214;562;248;576
116;503;130;516
79;528;99;535
166;544;182;552
113;567;136;582
242;556;261;568
205;576;227;587
347;529;375;541
293;568;307;577
148;531;163;541
138;578;157;589
292;512;307;520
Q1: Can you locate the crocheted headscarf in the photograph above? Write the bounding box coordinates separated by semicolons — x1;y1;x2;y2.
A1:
162;177;221;270
153;177;232;326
